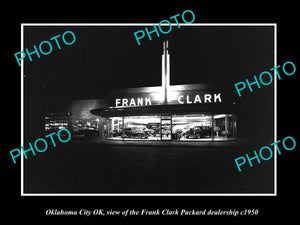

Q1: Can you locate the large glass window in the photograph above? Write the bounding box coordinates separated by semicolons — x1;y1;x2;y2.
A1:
172;114;213;141
107;114;237;141
213;114;237;141
123;116;161;140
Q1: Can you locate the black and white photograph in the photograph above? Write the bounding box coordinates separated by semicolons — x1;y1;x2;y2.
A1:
4;6;298;224
22;24;275;194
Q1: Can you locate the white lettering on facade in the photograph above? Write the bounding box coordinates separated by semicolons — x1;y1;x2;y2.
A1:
214;93;222;102
178;95;184;104
145;97;152;105
186;95;192;104
194;95;202;103
115;99;121;107
129;98;136;106
176;93;222;104
115;93;222;107
204;94;212;103
115;97;152;107
137;97;143;106
122;98;128;107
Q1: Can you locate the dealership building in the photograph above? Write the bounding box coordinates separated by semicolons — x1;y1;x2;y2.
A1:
45;41;238;142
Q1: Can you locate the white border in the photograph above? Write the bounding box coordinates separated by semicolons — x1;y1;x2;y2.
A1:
274;24;277;196
21;23;277;196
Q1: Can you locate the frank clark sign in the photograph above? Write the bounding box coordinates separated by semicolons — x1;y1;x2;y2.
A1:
107;84;228;108
115;93;222;107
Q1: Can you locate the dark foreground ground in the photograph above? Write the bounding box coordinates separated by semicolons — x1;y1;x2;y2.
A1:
23;139;274;194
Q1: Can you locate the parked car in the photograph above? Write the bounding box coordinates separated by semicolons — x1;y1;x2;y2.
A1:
184;126;212;139
122;127;149;139
82;128;99;136
80;125;99;136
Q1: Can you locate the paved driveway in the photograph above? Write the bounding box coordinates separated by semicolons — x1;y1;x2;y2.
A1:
23;141;274;194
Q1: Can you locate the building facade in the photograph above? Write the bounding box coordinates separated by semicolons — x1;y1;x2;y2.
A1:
45;41;238;142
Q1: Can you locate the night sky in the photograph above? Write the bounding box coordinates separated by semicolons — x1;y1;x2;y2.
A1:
24;25;274;99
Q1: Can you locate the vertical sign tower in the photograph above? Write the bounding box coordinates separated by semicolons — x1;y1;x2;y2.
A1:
162;40;170;104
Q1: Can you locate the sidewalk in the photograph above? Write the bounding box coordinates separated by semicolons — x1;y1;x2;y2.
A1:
71;136;246;148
